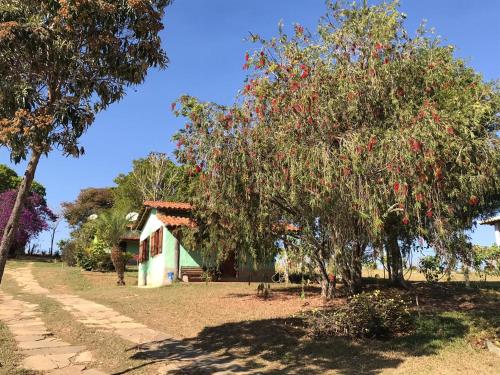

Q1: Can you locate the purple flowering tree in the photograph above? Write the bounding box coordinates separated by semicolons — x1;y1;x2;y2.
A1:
0;190;55;256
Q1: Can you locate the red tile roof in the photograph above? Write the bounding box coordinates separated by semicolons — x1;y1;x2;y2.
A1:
285;224;300;232
144;201;192;211
156;214;197;228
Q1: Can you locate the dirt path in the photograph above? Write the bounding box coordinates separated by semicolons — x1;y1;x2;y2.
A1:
0;291;105;374
4;264;243;374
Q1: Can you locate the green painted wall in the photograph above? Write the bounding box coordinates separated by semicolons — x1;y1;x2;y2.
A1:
125;240;139;254
138;209;203;287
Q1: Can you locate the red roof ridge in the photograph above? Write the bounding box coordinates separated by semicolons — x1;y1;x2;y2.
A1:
156;213;197;228
143;201;192;210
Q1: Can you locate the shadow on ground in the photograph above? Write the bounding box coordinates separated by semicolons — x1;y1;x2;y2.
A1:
116;281;498;374
125;312;470;374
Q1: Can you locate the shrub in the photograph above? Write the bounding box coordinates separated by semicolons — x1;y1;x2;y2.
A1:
76;239;114;272
305;290;414;339
419;255;445;283
288;271;318;284
59;239;78;266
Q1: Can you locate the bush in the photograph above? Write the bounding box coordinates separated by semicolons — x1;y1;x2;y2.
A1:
288;271;318;284
305;290;414;339
76;239;115;272
59;239;78;266
419;255;445;283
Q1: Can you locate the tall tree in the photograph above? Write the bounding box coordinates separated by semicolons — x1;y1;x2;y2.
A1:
113;153;194;211
0;0;171;283
94;209;129;285
62;188;114;227
174;1;499;297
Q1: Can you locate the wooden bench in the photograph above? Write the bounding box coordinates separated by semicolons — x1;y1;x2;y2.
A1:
180;266;204;282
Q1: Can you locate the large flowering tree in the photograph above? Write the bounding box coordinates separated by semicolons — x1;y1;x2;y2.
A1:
174;1;499;297
0;190;55;256
0;0;172;283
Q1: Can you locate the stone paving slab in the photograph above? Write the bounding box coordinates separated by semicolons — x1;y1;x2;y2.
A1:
0;290;106;374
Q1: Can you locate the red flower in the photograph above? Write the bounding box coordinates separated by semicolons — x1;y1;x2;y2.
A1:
446;127;454;135
468;195;479;206
410;139;422;153
245;52;250;61
300;64;309;79
415;193;424;202
295;24;304;35
393;182;400;193
195;165;202;173
367;136;377;151
402;216;410;225
426;210;433;218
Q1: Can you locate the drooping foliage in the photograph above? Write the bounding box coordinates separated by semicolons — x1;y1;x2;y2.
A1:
173;1;499;297
0;190;55;255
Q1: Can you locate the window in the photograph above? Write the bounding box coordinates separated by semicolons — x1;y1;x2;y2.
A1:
150;227;163;257
138;238;149;263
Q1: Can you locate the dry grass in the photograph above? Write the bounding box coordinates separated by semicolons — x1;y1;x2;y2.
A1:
1;260;499;374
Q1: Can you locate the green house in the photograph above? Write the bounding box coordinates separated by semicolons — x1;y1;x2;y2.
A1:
134;201;275;287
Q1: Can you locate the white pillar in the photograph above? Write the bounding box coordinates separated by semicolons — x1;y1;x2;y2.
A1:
495;222;500;246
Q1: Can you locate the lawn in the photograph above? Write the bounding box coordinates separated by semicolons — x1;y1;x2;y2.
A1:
1;260;499;374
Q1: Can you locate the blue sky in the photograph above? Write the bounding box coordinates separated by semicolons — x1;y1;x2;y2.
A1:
1;0;499;251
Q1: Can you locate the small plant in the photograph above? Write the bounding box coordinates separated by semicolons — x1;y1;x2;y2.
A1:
419;255;445;283
305;290;414;339
257;282;271;299
201;270;213;284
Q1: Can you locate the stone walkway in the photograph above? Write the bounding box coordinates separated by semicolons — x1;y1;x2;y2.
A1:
5;266;170;345
0;291;105;374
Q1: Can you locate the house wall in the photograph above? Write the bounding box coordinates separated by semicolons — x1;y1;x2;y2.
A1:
138;209;203;287
125;240;139;254
138;210;168;287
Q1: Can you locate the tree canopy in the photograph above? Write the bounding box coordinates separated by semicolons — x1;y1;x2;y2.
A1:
113;152;195;211
173;1;500;297
0;0;172;283
0;190;55;255
62;187;114;227
0;164;46;198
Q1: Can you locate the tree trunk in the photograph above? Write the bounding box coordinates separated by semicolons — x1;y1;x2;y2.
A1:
320;276;335;299
463;264;471;289
0;150;42;284
335;243;363;295
314;246;335;300
283;243;289;286
111;245;126;286
387;234;409;289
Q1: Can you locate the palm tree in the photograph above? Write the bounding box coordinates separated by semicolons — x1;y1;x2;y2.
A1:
95;210;129;286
